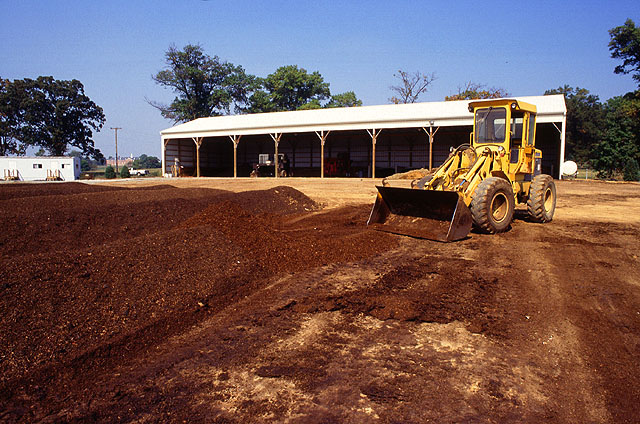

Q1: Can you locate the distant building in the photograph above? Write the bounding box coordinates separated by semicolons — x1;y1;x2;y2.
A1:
106;157;134;168
1;156;81;181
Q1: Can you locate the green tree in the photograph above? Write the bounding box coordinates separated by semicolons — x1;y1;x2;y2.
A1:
247;68;360;112
260;65;331;112
295;91;362;110
326;91;362;108
0;78;27;156
624;158;640;181
245;89;275;113
445;82;509;101
389;70;436;104
104;165;116;179
133;154;161;168
588;20;640;178
3;77;105;158
144;156;160;168
297;99;323;110
609;19;640;86
544;85;604;164
120;165;130;178
591;92;640;178
151;44;258;122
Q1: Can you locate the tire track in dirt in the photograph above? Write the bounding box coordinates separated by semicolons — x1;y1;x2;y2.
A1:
527;219;640;423
488;221;612;422
35;232;601;423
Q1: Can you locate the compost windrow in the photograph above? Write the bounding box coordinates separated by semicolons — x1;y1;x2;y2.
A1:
0;183;396;398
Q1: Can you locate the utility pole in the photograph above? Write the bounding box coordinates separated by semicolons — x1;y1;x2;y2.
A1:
110;127;122;175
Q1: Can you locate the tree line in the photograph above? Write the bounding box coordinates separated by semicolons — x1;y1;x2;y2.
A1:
545;19;639;180
1;19;638;179
385;20;639;180
148;44;363;122
148;45;510;121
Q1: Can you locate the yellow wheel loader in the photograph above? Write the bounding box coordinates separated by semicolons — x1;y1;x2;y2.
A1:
368;99;557;242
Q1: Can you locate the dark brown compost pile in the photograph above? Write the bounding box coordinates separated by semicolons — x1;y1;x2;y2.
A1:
0;183;395;408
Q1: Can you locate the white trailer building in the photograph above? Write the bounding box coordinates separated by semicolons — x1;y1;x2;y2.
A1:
0;156;81;181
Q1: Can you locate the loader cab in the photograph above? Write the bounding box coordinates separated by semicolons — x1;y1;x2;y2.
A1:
470;100;537;144
473;106;507;145
469;99;539;181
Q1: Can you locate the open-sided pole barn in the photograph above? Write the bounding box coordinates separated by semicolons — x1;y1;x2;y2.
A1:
160;95;567;179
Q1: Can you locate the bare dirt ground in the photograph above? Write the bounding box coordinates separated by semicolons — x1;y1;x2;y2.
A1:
1;177;639;423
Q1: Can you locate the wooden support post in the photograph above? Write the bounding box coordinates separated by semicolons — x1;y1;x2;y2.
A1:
366;129;382;179
315;130;330;178
269;133;282;178
163;138;170;175
229;135;242;178
192;137;203;177
422;124;439;171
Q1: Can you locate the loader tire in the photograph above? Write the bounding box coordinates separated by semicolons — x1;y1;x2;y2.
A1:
527;174;556;223
470;177;515;234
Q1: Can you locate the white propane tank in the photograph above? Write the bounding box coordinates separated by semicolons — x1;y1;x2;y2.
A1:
562;160;578;177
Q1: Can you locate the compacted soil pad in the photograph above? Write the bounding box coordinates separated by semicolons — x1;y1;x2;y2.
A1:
1;179;639;423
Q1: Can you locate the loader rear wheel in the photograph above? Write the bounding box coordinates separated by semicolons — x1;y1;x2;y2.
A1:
527;174;556;223
470;177;515;234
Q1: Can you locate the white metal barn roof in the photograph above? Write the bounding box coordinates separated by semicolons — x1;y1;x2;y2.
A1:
160;95;566;139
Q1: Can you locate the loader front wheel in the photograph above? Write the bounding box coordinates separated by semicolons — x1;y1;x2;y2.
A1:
470;177;515;233
527;174;556;223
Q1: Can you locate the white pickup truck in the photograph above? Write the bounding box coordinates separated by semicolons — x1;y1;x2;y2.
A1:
130;169;149;176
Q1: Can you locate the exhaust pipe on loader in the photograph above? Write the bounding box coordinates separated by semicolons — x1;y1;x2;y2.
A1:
367;186;472;242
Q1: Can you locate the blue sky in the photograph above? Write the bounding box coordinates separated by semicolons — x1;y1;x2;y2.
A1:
1;0;638;158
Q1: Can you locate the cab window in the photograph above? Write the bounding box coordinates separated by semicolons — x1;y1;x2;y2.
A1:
475;107;506;143
528;114;536;145
511;111;524;147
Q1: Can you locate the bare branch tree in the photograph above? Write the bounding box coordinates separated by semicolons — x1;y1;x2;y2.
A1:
389;70;436;104
444;82;509;101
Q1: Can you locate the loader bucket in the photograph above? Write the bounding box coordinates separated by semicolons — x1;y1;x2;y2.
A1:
367;186;472;242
